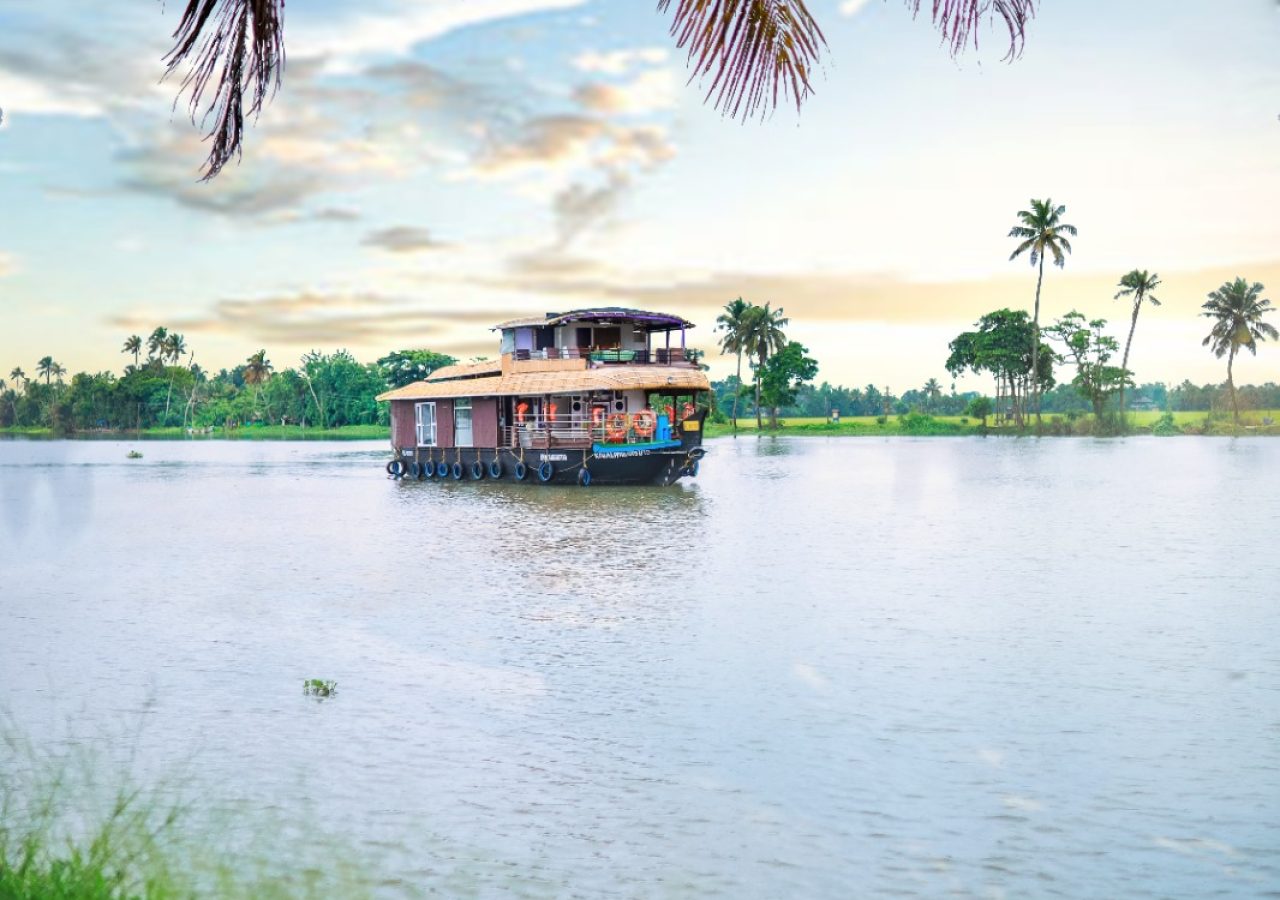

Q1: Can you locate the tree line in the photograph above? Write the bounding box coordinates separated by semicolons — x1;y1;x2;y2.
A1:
0;329;457;433
709;198;1276;431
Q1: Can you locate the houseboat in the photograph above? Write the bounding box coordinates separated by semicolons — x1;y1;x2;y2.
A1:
377;308;711;485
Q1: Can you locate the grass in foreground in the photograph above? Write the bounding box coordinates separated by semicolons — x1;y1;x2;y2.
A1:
0;729;368;900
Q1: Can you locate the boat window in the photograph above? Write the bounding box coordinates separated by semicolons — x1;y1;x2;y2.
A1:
454;397;474;447
414;402;436;447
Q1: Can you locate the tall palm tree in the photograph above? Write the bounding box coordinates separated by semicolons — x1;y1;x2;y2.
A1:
1113;269;1161;424
36;356;56;385
1009;198;1077;426
162;0;1036;178
739;303;789;429
162;332;188;366
715;297;752;430
52;364;67;385
122;335;143;368
9;367;26;389
243;350;274;419
160;333;189;422
1201;278;1276;426
923;377;942;413
147;327;169;362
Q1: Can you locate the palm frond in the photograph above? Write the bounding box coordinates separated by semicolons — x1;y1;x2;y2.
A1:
1008;237;1036;261
658;0;827;120
908;0;1036;59
165;0;286;179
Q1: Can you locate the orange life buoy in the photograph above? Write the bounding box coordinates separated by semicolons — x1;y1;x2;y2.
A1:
633;410;656;438
604;413;628;442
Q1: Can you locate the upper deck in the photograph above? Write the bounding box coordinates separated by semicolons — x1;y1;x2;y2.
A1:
493;307;700;369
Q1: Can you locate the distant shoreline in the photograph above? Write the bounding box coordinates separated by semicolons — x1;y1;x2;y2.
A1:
5;413;1280;441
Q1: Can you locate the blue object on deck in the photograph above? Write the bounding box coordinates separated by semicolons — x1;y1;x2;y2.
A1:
656;414;672;441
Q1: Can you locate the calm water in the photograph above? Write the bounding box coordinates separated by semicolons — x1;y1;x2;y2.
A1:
1;437;1277;897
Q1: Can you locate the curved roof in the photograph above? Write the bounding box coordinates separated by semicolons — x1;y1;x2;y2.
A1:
492;307;695;332
377;366;709;402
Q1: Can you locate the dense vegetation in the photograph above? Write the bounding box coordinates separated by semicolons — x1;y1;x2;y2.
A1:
0;333;455;434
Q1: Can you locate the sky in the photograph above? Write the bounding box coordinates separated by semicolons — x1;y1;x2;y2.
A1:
1;0;1279;393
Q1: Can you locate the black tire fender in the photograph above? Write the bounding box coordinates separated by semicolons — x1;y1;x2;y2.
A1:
488;459;503;479
513;461;527;481
451;462;464;480
537;461;554;483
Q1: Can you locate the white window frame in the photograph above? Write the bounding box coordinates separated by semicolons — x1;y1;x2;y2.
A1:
454;397;474;448
415;402;437;447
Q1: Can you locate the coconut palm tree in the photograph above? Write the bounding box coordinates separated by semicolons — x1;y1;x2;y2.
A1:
739;303;789;429
146;327;168;362
1201;278;1276;426
122;334;143;369
163;0;1036;178
243;350;274;420
36;356;57;385
162;332;187;366
923;378;942;413
715;297;752;430
1113;269;1161;424
160;333;189;422
52;363;67;385
1009;198;1077;426
9;367;26;389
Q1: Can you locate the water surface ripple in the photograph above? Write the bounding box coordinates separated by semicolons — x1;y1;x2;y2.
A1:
1;437;1277;897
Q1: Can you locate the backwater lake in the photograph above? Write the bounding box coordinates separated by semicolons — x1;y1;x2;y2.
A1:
1;436;1277;897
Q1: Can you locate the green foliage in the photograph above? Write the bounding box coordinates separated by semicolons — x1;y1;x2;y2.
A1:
1046;310;1130;423
964;396;992;424
376;350;458;389
758;341;818;427
1151;411;1181;436
303;679;337;698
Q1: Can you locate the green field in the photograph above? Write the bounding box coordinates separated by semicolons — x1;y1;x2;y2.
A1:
704;410;1280;437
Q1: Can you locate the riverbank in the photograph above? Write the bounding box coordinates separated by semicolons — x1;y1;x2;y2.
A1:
0;424;388;440
704;410;1280;438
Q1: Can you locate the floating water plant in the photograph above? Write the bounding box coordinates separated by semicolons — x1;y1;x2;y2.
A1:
126;450;143;459
303;678;337;698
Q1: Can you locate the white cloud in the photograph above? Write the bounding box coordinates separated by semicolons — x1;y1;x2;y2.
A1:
839;0;875;17
573;68;679;116
572;47;669;75
0;251;17;277
294;0;588;71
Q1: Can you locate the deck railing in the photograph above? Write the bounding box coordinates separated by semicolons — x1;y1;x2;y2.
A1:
511;348;701;366
501;413;693;450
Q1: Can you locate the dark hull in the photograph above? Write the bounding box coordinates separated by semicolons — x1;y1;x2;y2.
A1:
388;445;705;486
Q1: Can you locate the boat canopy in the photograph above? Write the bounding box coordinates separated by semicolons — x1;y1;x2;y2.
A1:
492;307;694;333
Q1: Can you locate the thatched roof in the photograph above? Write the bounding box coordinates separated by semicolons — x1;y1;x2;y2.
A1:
377;366;710;402
425;359;502;382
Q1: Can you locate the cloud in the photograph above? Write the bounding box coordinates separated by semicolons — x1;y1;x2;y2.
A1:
839;0;876;16
362;226;448;254
108;291;515;346
572;68;679;116
471;115;609;177
572;48;669;75
0;252;17;277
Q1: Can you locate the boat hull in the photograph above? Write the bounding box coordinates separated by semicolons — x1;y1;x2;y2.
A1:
389;445;704;486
